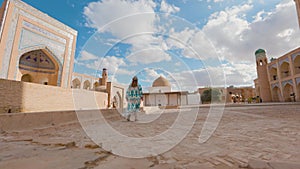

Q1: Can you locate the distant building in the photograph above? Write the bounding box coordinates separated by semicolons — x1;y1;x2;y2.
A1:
72;68;108;91
254;48;300;102
198;86;256;103
143;76;200;108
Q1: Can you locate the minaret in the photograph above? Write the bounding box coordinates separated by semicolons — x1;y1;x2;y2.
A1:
101;68;108;86
255;49;272;102
295;0;300;28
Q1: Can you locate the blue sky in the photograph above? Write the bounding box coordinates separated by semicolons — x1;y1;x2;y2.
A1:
1;0;299;91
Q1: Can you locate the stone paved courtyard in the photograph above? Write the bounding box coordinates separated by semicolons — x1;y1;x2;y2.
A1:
0;103;299;169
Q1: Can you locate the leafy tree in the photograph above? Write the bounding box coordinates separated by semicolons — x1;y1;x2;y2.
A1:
201;88;221;103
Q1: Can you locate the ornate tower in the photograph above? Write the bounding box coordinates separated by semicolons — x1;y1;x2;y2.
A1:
295;0;300;28
255;49;272;102
101;68;108;86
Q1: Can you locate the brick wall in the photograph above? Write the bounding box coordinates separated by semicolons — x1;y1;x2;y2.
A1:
0;78;108;113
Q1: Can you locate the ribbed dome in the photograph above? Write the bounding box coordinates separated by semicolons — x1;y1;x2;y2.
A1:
152;76;171;87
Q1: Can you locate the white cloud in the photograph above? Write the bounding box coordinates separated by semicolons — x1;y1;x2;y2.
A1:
175;62;181;66
167;28;196;49
201;0;300;63
84;0;156;38
83;0;181;65
244;0;299;59
160;0;180;15
169;62;256;91
126;48;171;64
145;68;161;78
252;10;266;22
277;28;295;41
140;68;163;84
78;50;98;61
221;63;256;86
166;27;219;60
213;0;224;2
86;56;125;73
115;68;132;75
183;30;219;60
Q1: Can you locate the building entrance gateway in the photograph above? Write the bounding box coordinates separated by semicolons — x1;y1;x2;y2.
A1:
19;49;60;86
112;92;122;109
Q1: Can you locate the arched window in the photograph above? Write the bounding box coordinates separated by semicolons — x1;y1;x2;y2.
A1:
21;74;32;82
280;62;290;78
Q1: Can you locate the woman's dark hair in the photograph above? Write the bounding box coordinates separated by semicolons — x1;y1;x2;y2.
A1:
131;76;138;87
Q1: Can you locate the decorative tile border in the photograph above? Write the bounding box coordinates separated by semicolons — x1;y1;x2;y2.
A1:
23;21;66;44
291;52;300;61
0;7;19;78
279;57;289;66
281;79;293;87
19;66;55;74
268;64;277;69
296;77;300;85
19;29;65;63
271;83;279;89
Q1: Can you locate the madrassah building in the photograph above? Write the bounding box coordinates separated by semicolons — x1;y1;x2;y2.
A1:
0;0;125;113
254;48;300;102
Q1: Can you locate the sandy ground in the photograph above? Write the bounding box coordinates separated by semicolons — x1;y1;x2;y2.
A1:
0;103;299;169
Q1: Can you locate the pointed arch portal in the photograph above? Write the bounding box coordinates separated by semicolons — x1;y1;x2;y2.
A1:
18;48;61;86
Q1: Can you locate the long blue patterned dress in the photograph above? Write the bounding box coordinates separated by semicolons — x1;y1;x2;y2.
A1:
125;84;143;117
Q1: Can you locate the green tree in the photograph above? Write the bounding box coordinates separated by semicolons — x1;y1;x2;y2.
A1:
201;88;221;103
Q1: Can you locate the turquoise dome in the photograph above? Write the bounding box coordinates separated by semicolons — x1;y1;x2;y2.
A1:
255;49;266;55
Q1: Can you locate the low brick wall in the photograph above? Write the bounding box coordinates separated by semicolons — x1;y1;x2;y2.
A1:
0;109;121;132
0;110;78;131
0;78;108;113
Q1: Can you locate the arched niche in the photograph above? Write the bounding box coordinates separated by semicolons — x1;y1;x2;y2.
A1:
21;74;32;82
18;48;61;86
72;78;81;89
294;55;300;74
271;86;280;102
280;62;290;79
83;80;91;90
269;67;278;81
283;83;293;102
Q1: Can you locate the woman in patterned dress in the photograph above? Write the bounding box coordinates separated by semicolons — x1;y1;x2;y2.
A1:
125;76;143;121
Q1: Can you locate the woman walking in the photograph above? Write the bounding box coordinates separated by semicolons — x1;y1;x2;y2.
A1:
125;76;143;121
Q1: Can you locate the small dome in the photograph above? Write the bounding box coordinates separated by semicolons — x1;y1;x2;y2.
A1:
255;49;266;55
152;76;171;87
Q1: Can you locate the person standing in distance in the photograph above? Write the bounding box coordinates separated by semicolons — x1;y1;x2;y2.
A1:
125;76;143;121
